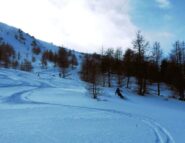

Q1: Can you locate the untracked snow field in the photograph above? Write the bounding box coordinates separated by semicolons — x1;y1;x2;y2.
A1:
0;68;185;143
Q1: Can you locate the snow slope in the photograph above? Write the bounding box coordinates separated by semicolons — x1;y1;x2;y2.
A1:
0;68;185;143
0;22;59;65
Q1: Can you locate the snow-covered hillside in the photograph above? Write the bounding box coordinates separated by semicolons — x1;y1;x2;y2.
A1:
0;22;59;65
0;22;81;75
0;68;185;143
0;22;59;52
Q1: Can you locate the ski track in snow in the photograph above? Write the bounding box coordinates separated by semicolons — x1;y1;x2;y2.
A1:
0;73;175;143
52;104;175;143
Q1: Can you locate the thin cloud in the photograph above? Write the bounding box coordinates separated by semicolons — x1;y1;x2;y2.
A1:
144;31;174;54
155;0;171;9
49;0;137;52
0;0;137;53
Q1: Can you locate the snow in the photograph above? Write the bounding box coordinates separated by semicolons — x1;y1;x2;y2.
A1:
0;22;185;143
0;22;59;64
0;68;185;143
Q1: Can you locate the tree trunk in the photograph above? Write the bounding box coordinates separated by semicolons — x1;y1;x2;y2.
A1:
157;82;160;96
143;78;146;95
179;88;184;100
126;76;130;88
138;78;143;95
93;83;96;99
108;70;111;87
102;73;106;87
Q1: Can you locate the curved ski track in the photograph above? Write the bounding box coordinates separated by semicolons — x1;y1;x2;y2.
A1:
0;74;175;143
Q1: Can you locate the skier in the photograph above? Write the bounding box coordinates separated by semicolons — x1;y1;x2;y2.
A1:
37;72;40;78
115;87;124;99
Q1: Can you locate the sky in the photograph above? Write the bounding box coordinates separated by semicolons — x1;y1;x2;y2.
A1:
0;0;184;54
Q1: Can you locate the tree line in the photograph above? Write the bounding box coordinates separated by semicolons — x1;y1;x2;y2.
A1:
0;41;78;75
41;47;78;77
81;32;185;100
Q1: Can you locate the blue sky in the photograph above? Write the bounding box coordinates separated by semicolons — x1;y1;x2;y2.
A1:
130;0;185;53
0;0;184;54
